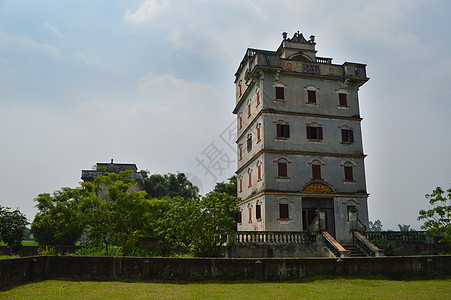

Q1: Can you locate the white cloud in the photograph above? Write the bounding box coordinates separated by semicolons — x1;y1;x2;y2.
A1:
74;53;119;72
137;73;219;104
124;0;169;25
43;22;66;39
0;30;63;59
167;29;192;50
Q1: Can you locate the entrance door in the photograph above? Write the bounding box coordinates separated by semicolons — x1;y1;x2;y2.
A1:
302;198;335;237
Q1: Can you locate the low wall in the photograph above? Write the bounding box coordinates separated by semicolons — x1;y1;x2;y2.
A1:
228;243;332;258
1;255;450;290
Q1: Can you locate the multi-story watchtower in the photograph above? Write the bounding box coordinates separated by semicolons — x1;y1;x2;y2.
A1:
233;31;369;243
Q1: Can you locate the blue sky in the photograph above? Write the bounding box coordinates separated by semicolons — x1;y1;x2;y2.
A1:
1;0;450;230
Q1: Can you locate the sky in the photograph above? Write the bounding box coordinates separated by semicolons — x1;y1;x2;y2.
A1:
1;0;450;230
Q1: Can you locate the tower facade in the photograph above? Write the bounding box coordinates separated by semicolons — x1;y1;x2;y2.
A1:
233;31;369;243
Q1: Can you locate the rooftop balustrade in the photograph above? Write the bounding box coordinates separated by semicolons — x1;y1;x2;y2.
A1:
231;231;316;245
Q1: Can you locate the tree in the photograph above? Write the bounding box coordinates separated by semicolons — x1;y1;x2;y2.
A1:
32;187;87;245
213;176;237;197
32;170;163;255
143;172;199;199
158;192;238;257
0;206;28;254
398;224;411;231
418;186;451;245
369;219;383;231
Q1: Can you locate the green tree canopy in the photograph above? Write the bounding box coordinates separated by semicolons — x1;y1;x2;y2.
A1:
158;192;238;257
0;206;28;254
32;170;165;255
418;186;451;245
32;186;87;245
213;176;237;197
143;172;199;199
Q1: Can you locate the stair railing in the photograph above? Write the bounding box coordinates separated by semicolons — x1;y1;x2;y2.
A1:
322;231;351;258
354;231;384;257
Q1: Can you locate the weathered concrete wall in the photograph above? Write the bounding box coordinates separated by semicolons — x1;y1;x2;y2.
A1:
228;243;332;258
1;256;450;290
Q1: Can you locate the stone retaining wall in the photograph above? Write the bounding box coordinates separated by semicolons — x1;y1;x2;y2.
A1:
1;255;450;290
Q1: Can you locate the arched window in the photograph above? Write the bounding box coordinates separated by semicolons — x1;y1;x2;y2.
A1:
306;122;323;141
273;82;286;101
338;124;354;143
308;159;325;180
274;120;290;139
274;156;291;178
256;199;262;221
275;197;292;220
256;123;262;142
341;161;356;182
257;160;262;181
336;88;349;107
304;85;319;104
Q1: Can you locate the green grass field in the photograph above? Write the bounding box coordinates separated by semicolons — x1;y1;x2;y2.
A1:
1;277;450;299
0;241;38;247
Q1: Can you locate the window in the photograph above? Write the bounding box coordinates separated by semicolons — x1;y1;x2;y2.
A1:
239;115;242;129
237;211;242;223
247;135;252;151
248;207;252;222
248;102;251;117
341;129;354;143
279;203;289;219
339;93;348;106
276;124;290;138
312;164;321;179
239;81;242;97
257;125;261;142
239;177;243;192
344;166;354;181
347;205;356;221
239;145;243;160
256;204;261;220
276;86;285;100
248;170;252;186
306;126;323;140
257;163;262;180
278;162;287;177
256;90;260;106
307;90;316;103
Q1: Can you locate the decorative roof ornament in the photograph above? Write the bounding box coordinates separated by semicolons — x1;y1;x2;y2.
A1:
286;31;315;44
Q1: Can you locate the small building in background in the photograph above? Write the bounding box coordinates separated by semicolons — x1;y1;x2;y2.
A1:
81;159;145;198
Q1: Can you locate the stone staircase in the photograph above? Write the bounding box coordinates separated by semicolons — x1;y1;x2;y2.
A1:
342;244;366;257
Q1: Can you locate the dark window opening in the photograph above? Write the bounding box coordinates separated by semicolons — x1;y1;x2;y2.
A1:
339;93;347;106
237;211;242;223
306;126;323;140
276;87;285;100
344;166;354;181
341;129;354;143
256;204;261;220
279;203;289;219
312;164;321;179
276;124;290;138
307;90;316;103
247;135;252;151
278;162;287;177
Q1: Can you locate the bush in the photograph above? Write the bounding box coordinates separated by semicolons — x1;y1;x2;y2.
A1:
371;239;401;256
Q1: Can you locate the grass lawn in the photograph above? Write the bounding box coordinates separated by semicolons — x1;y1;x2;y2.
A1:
1;277;450;299
0;241;38;247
